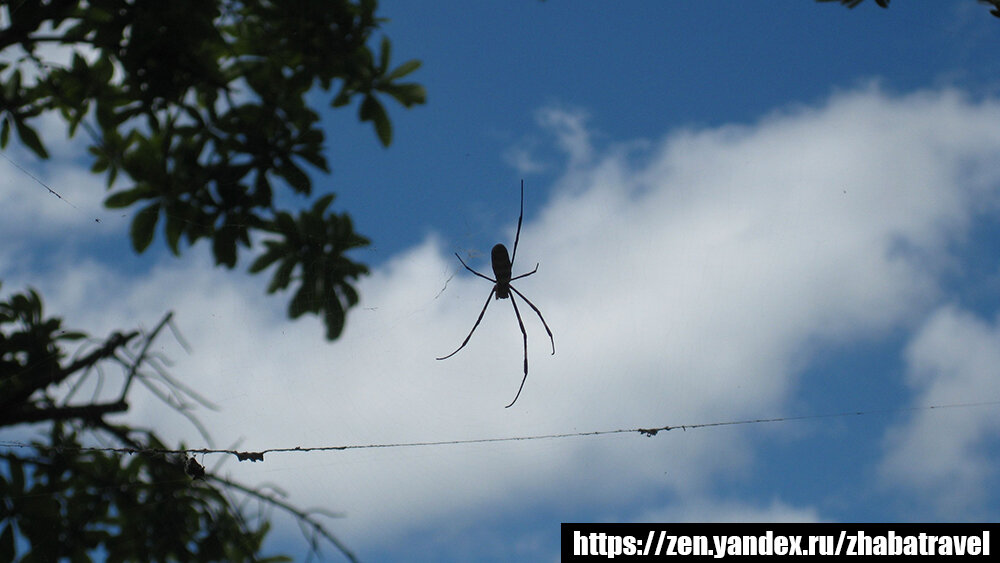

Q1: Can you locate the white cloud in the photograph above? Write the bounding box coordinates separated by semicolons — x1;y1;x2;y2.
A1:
636;498;824;523
5;85;1000;555
503;142;549;175
880;305;1000;519
535;105;595;167
0;113;121;244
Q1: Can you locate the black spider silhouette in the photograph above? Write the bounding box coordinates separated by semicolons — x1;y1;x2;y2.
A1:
437;180;555;407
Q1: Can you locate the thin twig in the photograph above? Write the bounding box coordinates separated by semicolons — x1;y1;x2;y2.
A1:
118;312;174;400
211;474;357;563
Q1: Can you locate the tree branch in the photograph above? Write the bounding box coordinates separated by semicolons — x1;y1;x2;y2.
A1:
0;400;127;427
0;330;138;412
211;474;358;563
118;312;174;400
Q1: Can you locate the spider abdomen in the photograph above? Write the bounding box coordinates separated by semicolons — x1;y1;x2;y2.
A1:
492;243;512;299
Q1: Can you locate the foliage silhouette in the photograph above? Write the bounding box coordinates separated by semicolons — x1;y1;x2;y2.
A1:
0;284;357;561
817;0;1000;18
1;0;423;560
0;0;424;339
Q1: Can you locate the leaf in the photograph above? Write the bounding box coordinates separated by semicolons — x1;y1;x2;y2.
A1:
359;95;377;121
8;458;24;493
2;69;20;100
1;117;9;147
105;186;152;209
379;36;391;73
360;97;391;147
130;203;160;253
341;283;359;307
312;193;335;214
324;294;346;340
274;212;298;237
67;110;85;138
0;524;13;563
386;59;421;81
212;226;238;268
165;212;183;255
330;90;352;107
301;208;325;239
266;256;296;293
93;56;113;84
89;154;108;173
373;106;392;146
277;161;311;194
13;118;49;159
295;147;329;173
62;21;90;42
56;330;87;340
248;243;280;273
19;493;59;522
288;285;311;318
253;171;273;205
382;83;426;108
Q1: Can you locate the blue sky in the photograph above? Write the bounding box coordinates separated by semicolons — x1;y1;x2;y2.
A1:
3;1;1000;561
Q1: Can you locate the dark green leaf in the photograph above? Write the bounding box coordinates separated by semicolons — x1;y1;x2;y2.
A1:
312;193;336;214
2;69;21;99
213;226;238;268
105;186;153;209
130;203;160;252
248;247;281;274
359;95;377;121
90;157;107;173
379;36;391;73
382;83;426;108
295;147;329;172
0;523;14;563
56;330;87;340
302;209;325;239
324;294;346;339
19;493;59;521
342;283;359;307
8;459;24;493
253;171;273;205
278;161;311;194
331;90;352;107
386;59;421;81
374;106;392;146
62;21;90;42
288;285;311;318
67;111;85;138
267;256;296;293
360;97;391;147
274;212;297;236
13;118;49;159
165;212;183;255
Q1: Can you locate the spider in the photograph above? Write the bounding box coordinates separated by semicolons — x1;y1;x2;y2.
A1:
437;180;555;408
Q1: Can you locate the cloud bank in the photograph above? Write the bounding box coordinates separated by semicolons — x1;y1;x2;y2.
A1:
3;85;1000;558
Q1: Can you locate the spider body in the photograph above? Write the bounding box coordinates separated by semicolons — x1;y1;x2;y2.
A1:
491;243;512;299
437;181;555;407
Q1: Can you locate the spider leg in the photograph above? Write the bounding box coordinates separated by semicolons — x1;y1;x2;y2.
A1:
454;253;496;283
436;286;496;360
510;286;555;355
505;295;529;408
510;179;525;267
510;262;539;281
